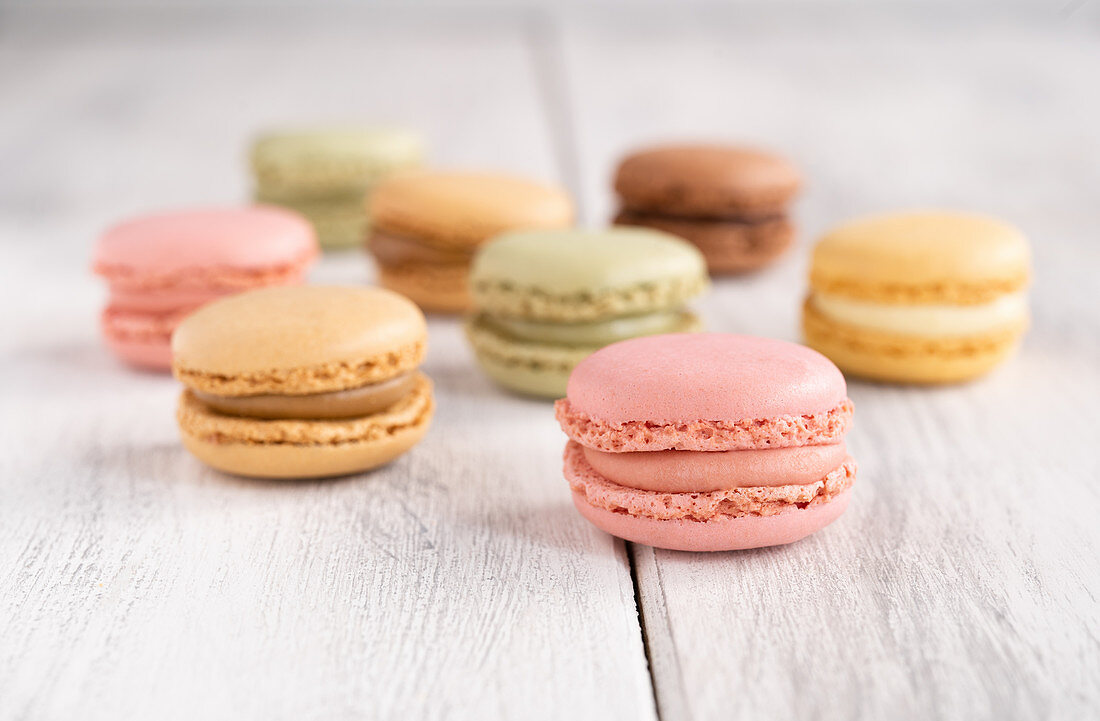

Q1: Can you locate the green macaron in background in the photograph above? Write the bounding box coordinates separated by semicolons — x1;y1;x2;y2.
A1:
250;127;424;250
466;227;709;398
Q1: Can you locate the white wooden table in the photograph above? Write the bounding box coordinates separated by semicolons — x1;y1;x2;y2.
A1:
2;4;1099;720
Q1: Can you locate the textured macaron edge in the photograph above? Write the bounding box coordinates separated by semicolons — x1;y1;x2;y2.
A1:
803;299;1027;359
369;177;574;249
94;259;313;292
803;301;1025;383
465;317;596;372
250;132;424;196
174;340;426;396
614;211;794;273
571;487;851;552
613;148;801;218
102;306;189;343
177;373;433;445
465;312;704;373
470;274;708;322
555;397;854;453
377;265;472;314
565;441;855;521
808;268;1029;306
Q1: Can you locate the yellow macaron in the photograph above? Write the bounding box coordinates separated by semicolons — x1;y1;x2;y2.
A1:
803;211;1030;384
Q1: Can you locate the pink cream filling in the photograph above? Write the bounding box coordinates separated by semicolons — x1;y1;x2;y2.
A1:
108;286;232;313
100;262;309;298
582;442;848;493
564;441;856;522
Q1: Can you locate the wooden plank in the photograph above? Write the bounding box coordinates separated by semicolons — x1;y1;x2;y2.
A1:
0;8;656;721
560;5;1100;719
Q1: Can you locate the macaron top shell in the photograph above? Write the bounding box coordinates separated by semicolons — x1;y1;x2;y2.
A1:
369;171;574;248
811;211;1030;304
566;333;846;424
251;127;424;195
470;228;708;319
614;144;801;217
172;286;426;394
94;207;318;286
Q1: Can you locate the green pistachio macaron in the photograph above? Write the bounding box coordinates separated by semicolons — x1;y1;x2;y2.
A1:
466;227;709;398
250;127;424;250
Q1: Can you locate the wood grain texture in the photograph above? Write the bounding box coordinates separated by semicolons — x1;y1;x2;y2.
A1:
558;4;1100;719
0;8;654;721
3;3;1100;721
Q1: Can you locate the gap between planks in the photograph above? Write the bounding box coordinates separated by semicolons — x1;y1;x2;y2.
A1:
524;10;669;716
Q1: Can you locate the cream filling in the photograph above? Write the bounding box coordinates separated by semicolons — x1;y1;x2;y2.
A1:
484;310;693;347
192;373;418;420
812;291;1027;337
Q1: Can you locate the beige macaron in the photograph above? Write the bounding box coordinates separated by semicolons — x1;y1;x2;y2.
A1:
172;285;433;478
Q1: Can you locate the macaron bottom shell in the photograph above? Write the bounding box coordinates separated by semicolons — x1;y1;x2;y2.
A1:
180;416;431;479
101;307;182;370
466;311;702;399
803;300;1025;384
377;264;471;314
572;487;851;552
256;194;368;250
564;439;853;552
176;373;434;479
615;211;794;274
103;331;174;370
471;349;575;399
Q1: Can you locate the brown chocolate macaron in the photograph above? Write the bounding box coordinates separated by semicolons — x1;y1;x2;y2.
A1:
613;144;800;274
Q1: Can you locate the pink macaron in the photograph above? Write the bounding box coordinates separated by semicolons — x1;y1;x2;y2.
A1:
555;333;856;552
93;206;318;370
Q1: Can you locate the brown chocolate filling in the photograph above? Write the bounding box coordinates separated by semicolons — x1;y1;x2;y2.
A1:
192;373;418;420
616;207;787;225
368;231;471;266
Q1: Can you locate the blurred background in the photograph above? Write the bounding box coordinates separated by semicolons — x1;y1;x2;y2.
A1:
5;0;1098;326
5;0;1099;348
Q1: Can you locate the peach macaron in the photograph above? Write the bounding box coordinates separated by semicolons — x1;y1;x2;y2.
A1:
555;333;856;552
172;286;433;479
92;206;318;370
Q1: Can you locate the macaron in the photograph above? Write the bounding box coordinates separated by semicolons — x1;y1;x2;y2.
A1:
613;144;800;274
172;286;433;479
367;171;574;313
93;206;318;371
250;127;424;249
555;334;855;552
467;228;708;398
803;211;1031;384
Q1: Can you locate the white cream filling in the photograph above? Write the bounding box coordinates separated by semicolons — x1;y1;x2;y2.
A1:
812;291;1027;337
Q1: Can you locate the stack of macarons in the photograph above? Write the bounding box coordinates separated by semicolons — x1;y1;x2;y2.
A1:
466;227;709;398
613;144;801;273
250;127;424;250
172;286;433;479
367;171;574;312
804;211;1031;383
556;334;856;551
93;206;318;370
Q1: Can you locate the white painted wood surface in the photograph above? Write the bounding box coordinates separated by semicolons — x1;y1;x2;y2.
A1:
561;5;1100;719
2;4;1098;720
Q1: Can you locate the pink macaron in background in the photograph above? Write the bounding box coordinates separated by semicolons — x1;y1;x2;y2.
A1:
555;333;856;552
92;206;318;370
